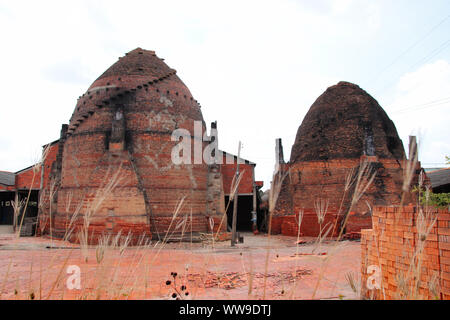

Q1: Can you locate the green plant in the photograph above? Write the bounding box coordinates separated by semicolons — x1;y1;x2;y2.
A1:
412;186;450;209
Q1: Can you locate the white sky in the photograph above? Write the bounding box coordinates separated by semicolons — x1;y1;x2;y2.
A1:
0;0;449;189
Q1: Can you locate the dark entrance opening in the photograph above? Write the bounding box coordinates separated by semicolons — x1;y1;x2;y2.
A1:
0;192;15;225
225;195;253;232
17;190;39;236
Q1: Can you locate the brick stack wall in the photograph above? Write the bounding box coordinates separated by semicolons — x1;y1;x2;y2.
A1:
361;205;450;300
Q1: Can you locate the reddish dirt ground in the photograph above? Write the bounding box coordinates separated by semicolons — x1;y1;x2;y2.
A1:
0;232;361;300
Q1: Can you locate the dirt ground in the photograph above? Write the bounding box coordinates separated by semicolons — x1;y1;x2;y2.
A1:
0;232;361;300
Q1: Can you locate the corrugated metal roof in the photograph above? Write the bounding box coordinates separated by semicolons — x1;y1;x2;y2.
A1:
0;171;15;186
427;168;450;188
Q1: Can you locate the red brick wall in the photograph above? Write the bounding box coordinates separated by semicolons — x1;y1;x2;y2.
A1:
274;157;416;237
12;143;59;191
221;156;254;195
271;209;340;237
361;206;450;300
15;167;41;189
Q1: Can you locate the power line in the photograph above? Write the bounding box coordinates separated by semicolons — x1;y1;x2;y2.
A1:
368;13;450;86
422;163;449;165
389;96;450;114
376;36;450;95
391;102;448;115
408;37;450;71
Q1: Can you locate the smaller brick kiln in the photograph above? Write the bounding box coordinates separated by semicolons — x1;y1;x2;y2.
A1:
272;81;422;237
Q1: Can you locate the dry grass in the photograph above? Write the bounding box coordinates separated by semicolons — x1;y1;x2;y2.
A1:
401;137;419;206
3;136;446;301
262;169;289;299
345;271;361;297
16;144;51;238
313;198;331;253
78;164;125;262
393;202;438;299
287;209;304;299
308;158;376;299
213;169;245;241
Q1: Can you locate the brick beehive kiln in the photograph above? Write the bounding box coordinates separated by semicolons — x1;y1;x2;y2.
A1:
39;48;227;243
273;81;421;237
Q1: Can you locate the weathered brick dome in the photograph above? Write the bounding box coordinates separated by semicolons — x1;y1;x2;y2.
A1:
290;81;405;163
50;48;213;243
71;48;204;128
273;81;417;237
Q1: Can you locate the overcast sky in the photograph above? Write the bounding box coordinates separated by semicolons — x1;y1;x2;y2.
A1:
0;0;449;189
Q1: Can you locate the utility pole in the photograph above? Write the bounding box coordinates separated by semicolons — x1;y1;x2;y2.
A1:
231;141;241;247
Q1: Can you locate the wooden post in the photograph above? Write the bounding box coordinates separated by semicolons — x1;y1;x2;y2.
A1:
13;191;18;232
251;165;258;234
231;141;241;247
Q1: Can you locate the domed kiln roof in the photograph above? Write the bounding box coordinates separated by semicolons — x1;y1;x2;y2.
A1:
88;48;175;90
290;81;405;162
68;48;201;131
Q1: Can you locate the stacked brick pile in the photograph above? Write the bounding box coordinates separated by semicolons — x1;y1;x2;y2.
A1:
361;205;450;300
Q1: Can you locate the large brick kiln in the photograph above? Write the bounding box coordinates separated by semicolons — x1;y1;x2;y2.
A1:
32;48;260;244
272;81;422;237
